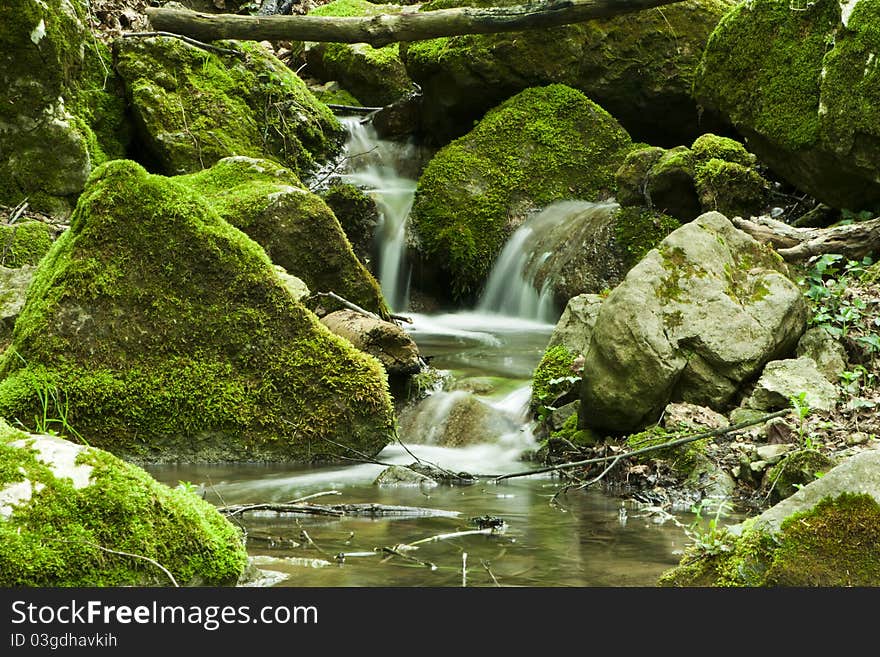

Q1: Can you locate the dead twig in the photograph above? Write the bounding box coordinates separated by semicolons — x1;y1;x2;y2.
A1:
86;542;179;587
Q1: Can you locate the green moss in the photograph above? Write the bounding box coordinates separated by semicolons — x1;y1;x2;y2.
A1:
0;160;395;463
550;412;599;447
67;40;131;165
691;133;755;168
0;222;56;268
0;421;248;586
412;84;632;299
694;0;839;151
762;449;836;504
531;345;577;410
662;493;880;586
178;158;390;319
114;37;344;178
322;182;379;262
311;85;363;107
626;425;708;476
613;207;681;268
615;146;666;207
694;158;769;218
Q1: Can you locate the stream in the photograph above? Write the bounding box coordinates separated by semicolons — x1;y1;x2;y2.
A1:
147;118;699;587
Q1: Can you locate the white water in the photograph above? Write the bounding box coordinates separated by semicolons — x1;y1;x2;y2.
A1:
477;200;619;323
338;117;417;312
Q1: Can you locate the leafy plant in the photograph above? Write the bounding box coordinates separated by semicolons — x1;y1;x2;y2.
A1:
789;391;814;449
686;498;734;556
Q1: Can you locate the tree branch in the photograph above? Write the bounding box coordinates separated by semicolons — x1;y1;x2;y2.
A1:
145;0;686;49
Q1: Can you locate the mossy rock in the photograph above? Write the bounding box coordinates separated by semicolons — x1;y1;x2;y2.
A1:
694;0;880;210
411;84;633;301
661;450;880;586
0;0;93;215
0;422;247;586
178;157;390;319
762;449;837;504
0;159;396;463
695;159;769;218
403;0;736;144
0;221;57;269
321;182;380;266
115;36;345;178
531;344;578;411
304;0;415;107
613;206;682;268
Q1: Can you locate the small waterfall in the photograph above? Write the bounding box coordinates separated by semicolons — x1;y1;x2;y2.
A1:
338;117;417;312
477;200;619;323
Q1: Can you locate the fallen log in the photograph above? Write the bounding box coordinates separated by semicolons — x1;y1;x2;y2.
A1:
145;0;685;49
218;501;461;519
732;214;880;263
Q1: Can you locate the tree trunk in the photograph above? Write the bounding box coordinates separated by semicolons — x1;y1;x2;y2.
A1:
146;0;685;48
732;215;880;263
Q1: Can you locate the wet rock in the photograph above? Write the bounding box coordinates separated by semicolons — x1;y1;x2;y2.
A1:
761;449;838;504
744;357;839;413
580;211;807;433
320;309;422;377
0;421;248;586
662;402;728;432
374;465;438;487
693;0;880;209
549;401;580;432
321;182;380;268
545;294;605;357
796;327;848;382
398;391;519;447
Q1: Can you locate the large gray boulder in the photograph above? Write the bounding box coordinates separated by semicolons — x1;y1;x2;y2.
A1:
580;212;808;433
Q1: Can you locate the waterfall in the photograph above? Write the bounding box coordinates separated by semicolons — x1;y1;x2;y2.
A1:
477;200;619;323
338;117;417;313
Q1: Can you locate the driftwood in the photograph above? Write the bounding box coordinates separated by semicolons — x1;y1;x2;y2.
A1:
732;214;880;262
219;500;461;519
145;0;685;49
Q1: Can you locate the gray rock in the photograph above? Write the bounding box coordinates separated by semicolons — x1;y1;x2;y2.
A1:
374;465;438;487
321;309;422;377
397;391;519;447
796;327;848;382
550;401;580;432
755;443;794;464
0;265;35;347
580;211;807;432
273;265;309;301
745;357;839;413
546;293;605;357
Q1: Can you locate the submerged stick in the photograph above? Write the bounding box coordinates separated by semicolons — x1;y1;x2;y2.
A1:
495;409;792;482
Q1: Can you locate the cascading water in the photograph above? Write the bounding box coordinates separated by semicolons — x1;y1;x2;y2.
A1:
338;116;417;312
477;200;620;323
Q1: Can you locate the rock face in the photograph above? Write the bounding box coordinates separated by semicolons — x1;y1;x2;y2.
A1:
115;37;345;178
0;266;36;350
579;212;808;433
0;1;127;215
402;0;736;145
178;157;390;319
796;327;848;382
694;0;880;209
660;449;880;586
304;0;416;106
320;310;422;376
411;84;633;300
0;160;396;463
0;422;247;586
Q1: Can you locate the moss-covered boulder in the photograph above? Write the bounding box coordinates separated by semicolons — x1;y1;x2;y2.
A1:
579;212;807;433
694;0;880;210
0;0;128;215
411;84;633;301
304;0;416;106
321;182;380;267
616;134;769;222
0;423;247;586
660;450;880;586
402;0;735;144
531;344;580;412
0;159;396;463
178;157;389;319
0;221;57;269
115;36;345;178
761;448;838;504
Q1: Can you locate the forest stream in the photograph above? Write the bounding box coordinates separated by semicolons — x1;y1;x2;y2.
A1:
146;117;719;587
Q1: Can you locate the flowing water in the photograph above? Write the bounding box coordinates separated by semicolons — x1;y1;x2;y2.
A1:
147;120;699;586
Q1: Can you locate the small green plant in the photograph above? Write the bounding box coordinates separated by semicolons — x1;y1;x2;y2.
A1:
789;391;814;449
686;498;734;555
